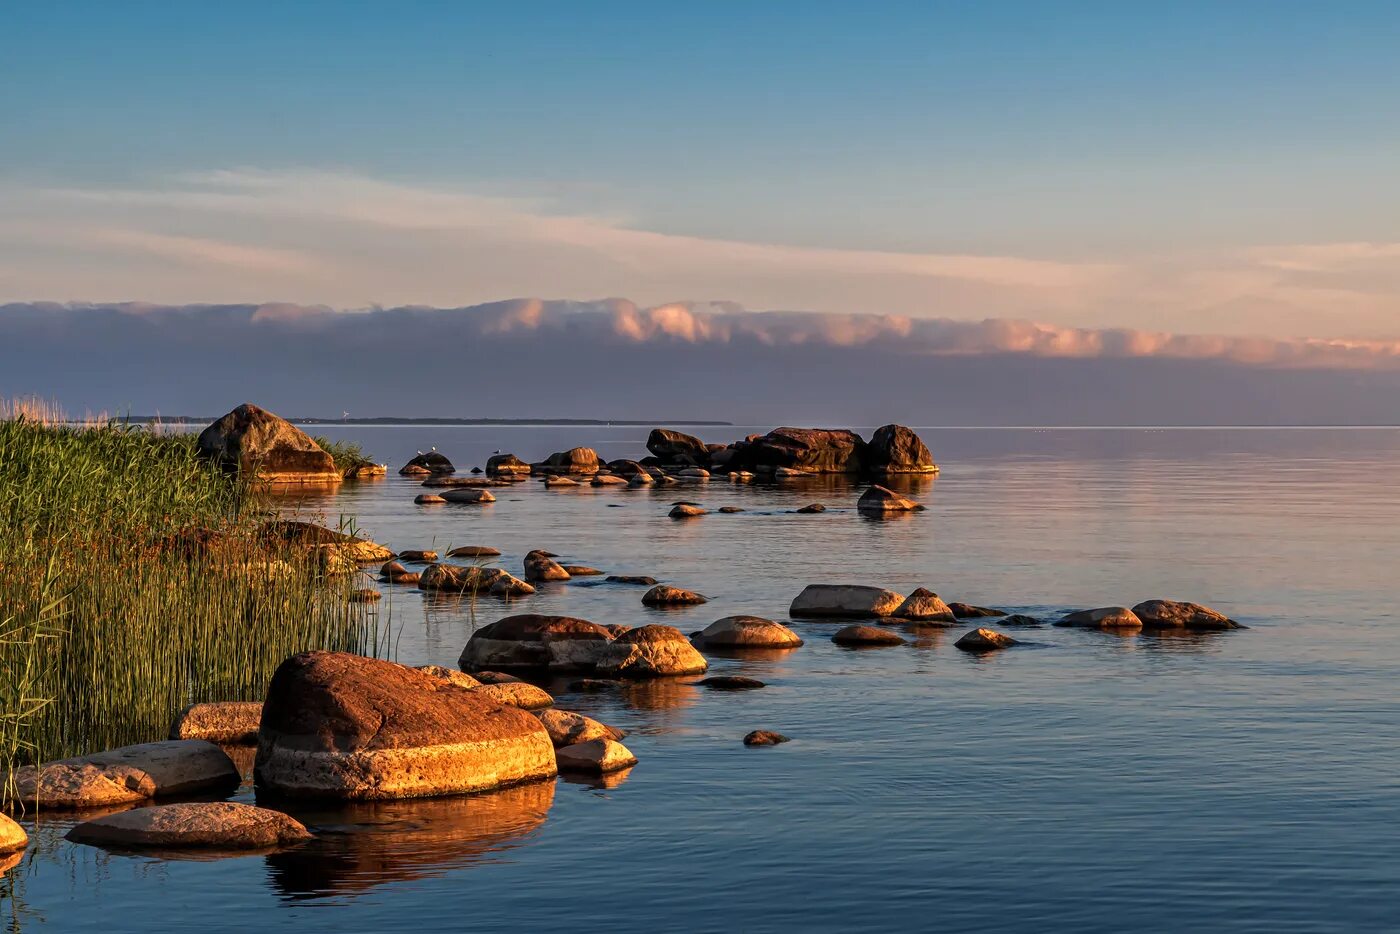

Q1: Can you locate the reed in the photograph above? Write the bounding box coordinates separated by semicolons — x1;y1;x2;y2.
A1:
0;406;380;800
312;435;377;474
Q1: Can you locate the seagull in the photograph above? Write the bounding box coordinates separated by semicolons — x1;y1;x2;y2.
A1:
416;450;424;456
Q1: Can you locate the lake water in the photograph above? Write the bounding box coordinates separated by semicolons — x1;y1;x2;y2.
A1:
7;426;1400;933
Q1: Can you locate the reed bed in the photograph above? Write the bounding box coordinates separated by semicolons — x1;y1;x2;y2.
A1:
0;403;380;798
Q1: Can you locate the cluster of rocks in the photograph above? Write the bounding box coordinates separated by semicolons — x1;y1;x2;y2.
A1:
459;614;709;678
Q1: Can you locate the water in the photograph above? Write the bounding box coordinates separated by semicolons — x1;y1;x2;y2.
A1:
8;426;1400;933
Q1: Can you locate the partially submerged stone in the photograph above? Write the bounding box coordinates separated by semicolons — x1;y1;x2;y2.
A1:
1000;614;1041;626
607;575;657;586
169;701;264;744
669;504;706;519
397;549;439;562
555;739;637;774
0;815;28;855
524;550;571;582
857;484;922;513
540;447;600;475
66;802;312;851
447;545;502;558
1056;606;1144;630
831;625;906;647
533;709;626;748
560;565;604;576
414;493;446;505
949;603;1005;619
718;506;745;513
893;588;956;622
793;503;826;514
254;652;556;800
642;585;708;607
597;625;709;677
418;564;534;596
955;628;1019;651
472;682;554;710
349;588;381;603
694;676;765;690
399;451;455;476
695;616;803;648
544;475;580;487
486;453;531;476
262;520;393;564
196;403;342;485
743;730;790;746
591;474;628;486
790;584;905;618
458;614;614;671
442;488;496;504
14;741;240;810
1131;599;1240;630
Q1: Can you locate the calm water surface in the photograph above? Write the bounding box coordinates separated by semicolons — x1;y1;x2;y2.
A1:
7;427;1400;933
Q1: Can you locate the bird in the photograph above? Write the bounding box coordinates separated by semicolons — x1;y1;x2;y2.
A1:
416;449;424;456
430;446;437;452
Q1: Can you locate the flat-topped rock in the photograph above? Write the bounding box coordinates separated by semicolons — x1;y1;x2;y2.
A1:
642;585;708;606
397;549;438;562
832;624;906;646
0;815;28;855
694;676;765;690
14;741;240;810
857;484;922;513
955;628;1019;651
254;651;556;800
169;701;264;744
442;488;496;504
1132;599;1240;630
447;545;502;558
607;575;657;586
669;504;706;519
695;616;803;648
398;451;455;476
486;453;531;476
597;625;709;677
894;588;956;622
555;739;637;774
533;709;626;748
591;474;628;486
790;584;905;618
949;603;1005;619
459;614;614;671
1055;607;1144;630
560;564;603;576
472;682;554;710
196;403;342;485
414;665;482;690
67;802;312;851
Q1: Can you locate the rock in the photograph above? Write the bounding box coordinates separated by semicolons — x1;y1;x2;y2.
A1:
646;428;711;466
398;451;455;476
560;565;603;576
255;652;556;800
731;427;866;474
1131;600;1240;630
775;466;813;478
533;709;625;747
1000;614;1041;626
568;678;622;692
542;447;600;474
832;624;906;646
421;476;509;488
596;625;709;677
1055;607;1144;630
718;506;745;513
472;682;554;710
591;474;628;486
418;564;535;596
856;484;922;513
790;584;905;618
415;665;483;689
642;585;708;606
627;472;654;486
346;463;387;479
14;741;240;809
0;815;28;855
442;488;496;504
677;467;710;479
380;559;409;577
695;616;803;648
458;614;614;671
386;571;420;585
555;739;637;774
349;588;381;603
727;471;755;482
170;702;264;744
694;676;765;690
894;588;956;622
544;475;580;487
474;671;524;685
605;459;647;477
471;466;483;473
793;503;826;513
607;575;657;586
524;550;571;582
955;628;1019;651
743;731;790;746
66;802;312;851
864;424;938;474
602;623;632;637
486;453;532;476
669;504;706;519
949;603;1005;619
414;493;446;505
261;520;393;564
397;549;438;562
446;545;502;558
196;403;342;485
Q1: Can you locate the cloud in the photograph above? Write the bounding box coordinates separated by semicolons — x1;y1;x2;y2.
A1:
3;168;1400;339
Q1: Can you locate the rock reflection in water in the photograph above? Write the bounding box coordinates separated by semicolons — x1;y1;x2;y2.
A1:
559;766;635;791
262;779;555;900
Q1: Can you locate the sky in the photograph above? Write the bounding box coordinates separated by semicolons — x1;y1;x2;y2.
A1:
4;2;1400;420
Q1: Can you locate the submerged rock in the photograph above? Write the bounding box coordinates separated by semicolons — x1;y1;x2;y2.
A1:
642;585;708;606
794;503;826;514
607;575;657;586
597;625;709;677
694;676;765;690
999;614;1042;626
544;475;580;487
14;741;239;810
743;730;790;746
893;588;956;622
1131;599;1240;630
790;584;905;618
197;403;342;485
169;701;263;744
1055;607;1144;630
533;709;626;748
523;550;571;582
948;603;1005;619
718;506;745;513
856;484;922;513
568;678;622;693
66;802;312;851
555;739;638;774
831;624;906;646
669;504;706;519
0;815;28;855
398;451;455;476
695;616;803;648
954;628;1019;651
254;651;556;800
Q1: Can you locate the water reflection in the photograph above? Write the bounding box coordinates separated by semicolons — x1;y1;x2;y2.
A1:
262;779;556;900
559;767;635;791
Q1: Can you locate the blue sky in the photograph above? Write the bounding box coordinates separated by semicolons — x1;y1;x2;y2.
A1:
5;2;1400;337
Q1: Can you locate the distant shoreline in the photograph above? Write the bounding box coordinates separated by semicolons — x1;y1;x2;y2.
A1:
119;416;736;427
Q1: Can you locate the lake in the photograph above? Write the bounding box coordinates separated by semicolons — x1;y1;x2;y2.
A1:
7;425;1400;933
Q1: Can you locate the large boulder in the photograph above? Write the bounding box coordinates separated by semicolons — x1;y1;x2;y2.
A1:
458;614;614;671
893;588;956;622
646;428;710;466
1055;607;1143;630
864;425;938;474
596;625;709;677
540;447;600;475
260;520;393;564
0;815;28;855
486;453;531;476
1131;600;1240;630
790;584;905;618
856;485;922;513
254;651;557;800
13;741;240;809
169;701;264;744
66;802;312;851
196;403;342;485
398;451;455;476
523;550;571;582
731;427;867;474
695;616;803;648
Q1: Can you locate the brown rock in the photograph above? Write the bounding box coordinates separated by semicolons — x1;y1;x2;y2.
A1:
560;565;604;576
894;588;956;622
486;453;531;476
418;564;534;596
856;484;922;513
471;682;554;710
694;676;765;690
790;584;905;618
398;451;455;476
646;428;710;466
474;671;525;684
695;616;803;648
793;503;826;513
196;403;342;485
542;447;600;474
0;815;28;855
254;651;556;800
14;740;240;810
544;475;580;487
397;549;439;562
591;474;628;486
446;545;502;558
533;709;626;747
414;665;483;690
949;603;1006;619
732;427;866;473
261;520;393;564
442;488;496;504
831;624;906;646
642;585;708;606
607;575;657;586
458;614;614;671
954;628;1019;651
669;504;706;519
1131;600;1240;630
66;802;312;851
414;493;447;505
1055;607;1144;630
864;424;938;474
523;550;571;582
555;739;637;774
169;701;264;744
349;588;381;603
743;730;790;746
597;625;709;677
